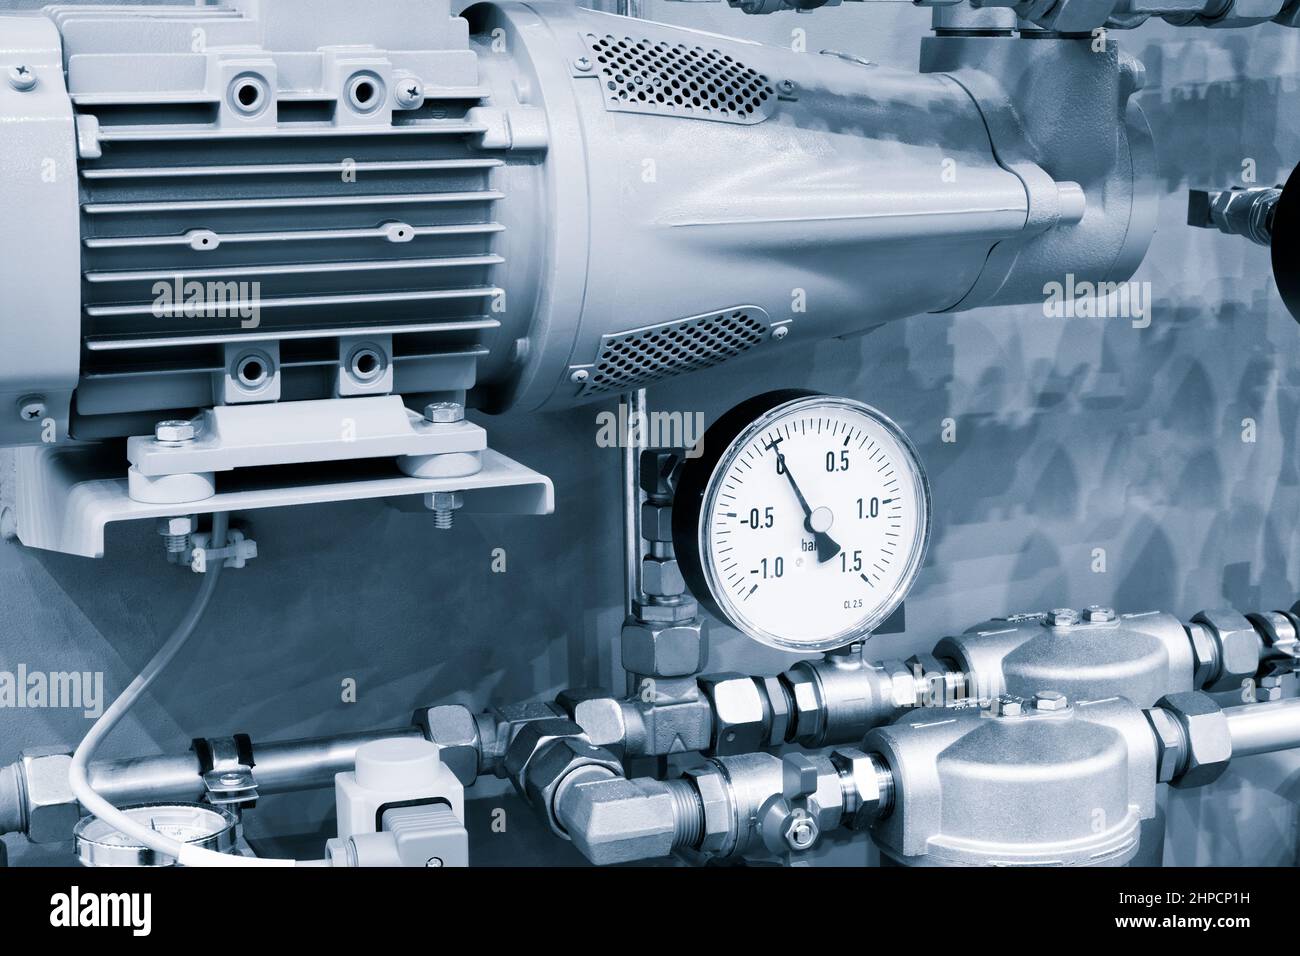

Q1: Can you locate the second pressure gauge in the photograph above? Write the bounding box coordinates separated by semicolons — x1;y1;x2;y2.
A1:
673;391;931;652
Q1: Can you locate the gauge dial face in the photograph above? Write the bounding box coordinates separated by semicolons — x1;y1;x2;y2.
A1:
699;396;930;651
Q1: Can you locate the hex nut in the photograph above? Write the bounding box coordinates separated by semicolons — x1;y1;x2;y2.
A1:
1156;692;1232;789
682;765;734;856
412;704;481;784
698;674;767;756
783;667;826;744
783;812;819;851
559;775;677;865
1192;610;1260;692
1047;608;1078;627
502;717;586;791
830;748;886;830
641;556;686;598
1082;605;1117;623
620;618;708;678
20;748;78;845
523;738;621;834
1033;690;1069;712
640;503;674;543
1185;622;1220;690
423;402;464;424
155;515;195;537
154;420;196;443
429;491;464;511
761;675;791;746
1144;707;1186;784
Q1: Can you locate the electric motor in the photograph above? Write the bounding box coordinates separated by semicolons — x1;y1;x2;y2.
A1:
0;0;1155;451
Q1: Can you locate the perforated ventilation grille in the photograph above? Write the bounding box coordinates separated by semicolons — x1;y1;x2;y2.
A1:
585;33;776;125
578;308;771;396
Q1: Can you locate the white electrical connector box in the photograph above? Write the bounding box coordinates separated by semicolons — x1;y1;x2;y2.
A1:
327;738;467;866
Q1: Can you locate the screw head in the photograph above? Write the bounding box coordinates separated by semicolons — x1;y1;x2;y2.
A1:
395;77;425;109
1046;608;1079;627
778;79;796;95
18;397;46;422
574;56;593;72
1081;605;1116;623
425;857;444;867
772;325;790;341
1034;690;1069;712
8;65;36;92
570;369;590;385
424;401;465;424
154;420;196;443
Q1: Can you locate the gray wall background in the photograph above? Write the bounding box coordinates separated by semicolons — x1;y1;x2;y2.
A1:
1;0;1298;866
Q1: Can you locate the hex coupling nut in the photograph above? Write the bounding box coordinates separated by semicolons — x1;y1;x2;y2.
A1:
18;748;79;844
698;673;768;755
1154;692;1232;789
829;748;893;829
523;738;622;836
1190;609;1261;692
412;704;483;785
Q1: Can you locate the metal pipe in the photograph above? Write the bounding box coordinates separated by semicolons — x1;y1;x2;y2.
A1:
1225;698;1300;758
86;726;421;806
622;388;646;620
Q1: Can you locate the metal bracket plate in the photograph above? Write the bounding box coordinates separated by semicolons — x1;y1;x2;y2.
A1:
14;443;553;558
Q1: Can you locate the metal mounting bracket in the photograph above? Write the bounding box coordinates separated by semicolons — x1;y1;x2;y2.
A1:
13;442;553;559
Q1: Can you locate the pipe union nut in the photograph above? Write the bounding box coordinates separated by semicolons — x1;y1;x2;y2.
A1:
1144;706;1186;784
523;737;621;836
1156;692;1232;789
502;717;587;793
19;748;78;845
829;748;886;830
620;619;708;678
681;764;734;857
1191;610;1259;692
412;704;481;785
699;673;767;756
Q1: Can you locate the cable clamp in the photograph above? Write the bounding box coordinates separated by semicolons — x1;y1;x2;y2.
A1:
188;529;258;573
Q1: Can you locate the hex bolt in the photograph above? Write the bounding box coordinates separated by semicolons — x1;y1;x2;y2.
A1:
156;515;195;557
783;814;818;851
1082;605;1117;623
997;694;1024;717
574;56;593;72
395;77;425;109
431;491;464;530
8;64;36;92
1034;690;1069;712
17;397;46;422
1046;608;1078;627
424;401;465;424
155;419;196;444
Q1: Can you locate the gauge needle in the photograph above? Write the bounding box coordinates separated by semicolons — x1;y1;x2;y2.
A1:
776;453;841;563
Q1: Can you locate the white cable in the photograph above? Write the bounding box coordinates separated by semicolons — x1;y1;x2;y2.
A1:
67;512;297;867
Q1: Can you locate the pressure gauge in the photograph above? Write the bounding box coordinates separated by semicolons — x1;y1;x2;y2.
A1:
74;802;239;867
673;391;930;652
